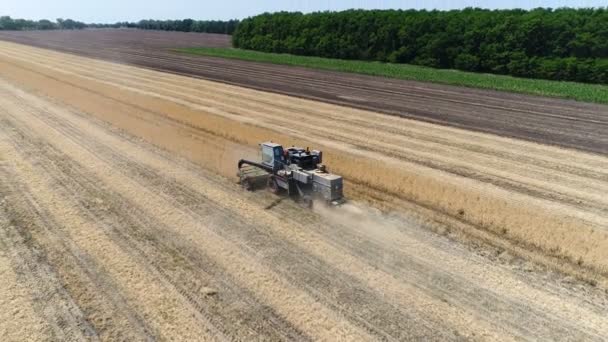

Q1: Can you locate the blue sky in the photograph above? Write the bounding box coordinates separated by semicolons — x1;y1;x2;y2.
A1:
3;0;606;23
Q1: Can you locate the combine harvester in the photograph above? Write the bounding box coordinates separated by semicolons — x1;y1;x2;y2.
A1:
238;142;344;207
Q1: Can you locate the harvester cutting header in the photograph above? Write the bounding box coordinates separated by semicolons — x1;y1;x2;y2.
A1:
238;142;344;207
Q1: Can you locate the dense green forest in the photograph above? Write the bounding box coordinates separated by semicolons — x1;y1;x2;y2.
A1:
233;9;608;84
0;16;239;35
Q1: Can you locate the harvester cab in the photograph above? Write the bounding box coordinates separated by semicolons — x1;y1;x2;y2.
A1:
238;142;344;207
260;142;285;171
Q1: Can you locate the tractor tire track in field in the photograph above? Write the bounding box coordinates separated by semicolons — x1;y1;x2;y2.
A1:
0;172;98;342
0;160;155;342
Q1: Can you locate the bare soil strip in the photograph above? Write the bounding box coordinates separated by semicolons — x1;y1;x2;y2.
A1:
0;42;607;340
0;30;606;154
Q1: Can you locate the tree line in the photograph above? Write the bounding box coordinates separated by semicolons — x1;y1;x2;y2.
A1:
88;19;239;34
0;16;86;30
233;9;608;84
133;19;239;34
0;16;239;35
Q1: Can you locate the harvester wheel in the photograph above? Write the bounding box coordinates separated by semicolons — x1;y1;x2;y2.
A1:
299;196;313;209
241;178;253;191
267;176;281;194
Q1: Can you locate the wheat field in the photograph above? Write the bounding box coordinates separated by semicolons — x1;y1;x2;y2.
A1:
0;41;607;283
